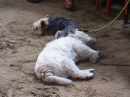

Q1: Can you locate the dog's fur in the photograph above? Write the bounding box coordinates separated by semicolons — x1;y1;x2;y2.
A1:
33;15;95;48
33;15;85;38
35;27;105;85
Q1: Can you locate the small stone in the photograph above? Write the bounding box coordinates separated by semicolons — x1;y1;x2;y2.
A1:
8;40;16;43
1;42;7;47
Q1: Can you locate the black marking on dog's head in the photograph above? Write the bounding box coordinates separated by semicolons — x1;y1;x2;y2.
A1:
40;20;48;35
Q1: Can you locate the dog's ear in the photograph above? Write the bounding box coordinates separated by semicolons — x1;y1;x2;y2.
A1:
68;26;76;34
40;20;46;27
45;14;50;18
40;20;48;35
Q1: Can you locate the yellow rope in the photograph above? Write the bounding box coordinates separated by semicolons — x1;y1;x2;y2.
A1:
89;0;130;33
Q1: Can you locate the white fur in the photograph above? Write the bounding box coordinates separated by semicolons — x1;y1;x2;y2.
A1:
33;17;49;26
35;27;104;85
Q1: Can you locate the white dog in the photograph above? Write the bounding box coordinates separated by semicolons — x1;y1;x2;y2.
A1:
35;27;105;85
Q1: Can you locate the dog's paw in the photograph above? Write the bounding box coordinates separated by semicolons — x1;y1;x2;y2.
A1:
89;56;98;63
97;50;106;58
82;69;94;79
88;69;95;73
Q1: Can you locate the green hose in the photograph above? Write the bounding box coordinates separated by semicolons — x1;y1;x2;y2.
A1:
89;0;130;33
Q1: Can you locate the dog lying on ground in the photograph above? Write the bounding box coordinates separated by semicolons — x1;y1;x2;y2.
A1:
33;15;95;48
35;26;105;85
33;15;80;37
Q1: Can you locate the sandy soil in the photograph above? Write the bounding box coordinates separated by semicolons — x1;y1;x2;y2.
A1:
0;0;130;97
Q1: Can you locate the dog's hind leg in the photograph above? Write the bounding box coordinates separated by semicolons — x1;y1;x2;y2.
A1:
73;44;104;63
63;58;94;79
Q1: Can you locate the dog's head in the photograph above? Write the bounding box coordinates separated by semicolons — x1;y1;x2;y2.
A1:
68;26;96;48
33;15;50;36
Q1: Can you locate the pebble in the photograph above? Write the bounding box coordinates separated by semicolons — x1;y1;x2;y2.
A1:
8;40;16;43
1;42;7;47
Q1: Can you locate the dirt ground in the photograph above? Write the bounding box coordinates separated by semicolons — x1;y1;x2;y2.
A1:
0;0;130;97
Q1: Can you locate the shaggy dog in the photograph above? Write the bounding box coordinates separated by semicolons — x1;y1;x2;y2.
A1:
33;15;88;38
33;15;95;48
35;27;105;85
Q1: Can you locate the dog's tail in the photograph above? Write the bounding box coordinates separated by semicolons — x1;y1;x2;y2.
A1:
44;75;72;85
35;65;72;85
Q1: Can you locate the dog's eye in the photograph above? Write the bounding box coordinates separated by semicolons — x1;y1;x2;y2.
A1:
34;27;38;31
36;27;38;30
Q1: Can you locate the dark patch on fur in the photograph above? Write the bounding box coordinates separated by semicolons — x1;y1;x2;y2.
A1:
47;17;80;36
41;21;48;35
